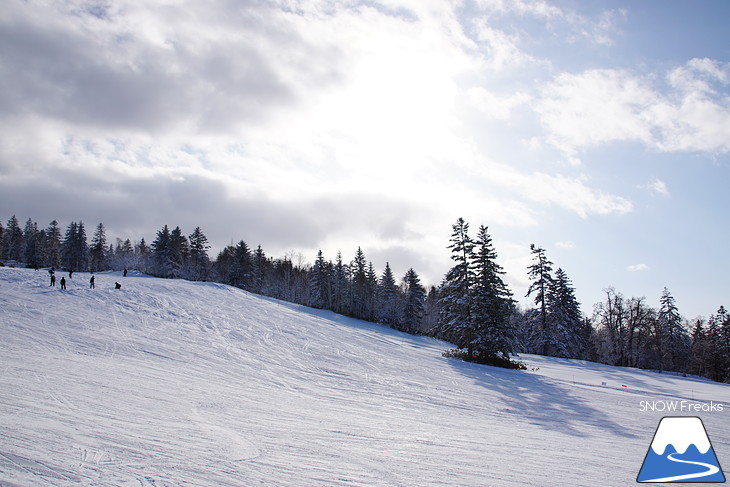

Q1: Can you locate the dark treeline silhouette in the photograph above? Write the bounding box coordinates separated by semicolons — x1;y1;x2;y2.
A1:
2;214;728;382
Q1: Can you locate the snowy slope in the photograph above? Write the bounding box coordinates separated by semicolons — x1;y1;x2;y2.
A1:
0;267;728;486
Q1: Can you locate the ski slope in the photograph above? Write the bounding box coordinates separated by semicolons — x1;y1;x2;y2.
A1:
1;266;728;486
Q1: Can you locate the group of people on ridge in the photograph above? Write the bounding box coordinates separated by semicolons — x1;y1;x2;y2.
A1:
48;267;125;290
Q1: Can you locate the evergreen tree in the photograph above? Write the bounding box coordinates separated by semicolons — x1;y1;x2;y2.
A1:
61;221;88;271
309;250;330;308
4;215;23;262
22;218;42;268
151;225;172;277
0;220;4;260
378;262;401;327
402;268;426;334
251;245;267;294
135;238;151;272
114;238;134;270
228;240;252;288
168;226;189;278
188;226;210;281
470;225;514;358
332;252;350;315
349;247;369;319
44;220;62;268
422;286;440;335
705;307;730;382
526;244;554;355
89;223;108;271
657;288;690;372
545;268;582;358
438;218;475;352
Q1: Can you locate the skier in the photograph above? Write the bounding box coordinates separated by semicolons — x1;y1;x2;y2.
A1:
90;275;95;289
114;281;122;289
123;268;128;277
60;276;67;290
69;269;73;279
50;273;56;287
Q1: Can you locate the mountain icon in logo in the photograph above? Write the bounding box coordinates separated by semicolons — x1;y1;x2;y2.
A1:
637;416;725;483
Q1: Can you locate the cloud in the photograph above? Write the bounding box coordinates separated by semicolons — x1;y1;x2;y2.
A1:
473;0;625;45
0;1;343;135
638;178;670;197
555;241;576;249
627;264;649;272
535;60;730;159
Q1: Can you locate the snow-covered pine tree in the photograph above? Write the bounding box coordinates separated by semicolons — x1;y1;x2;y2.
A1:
114;238;134;271
350;247;369;320
438;218;476;353
402;268;426;334
188;226;210;281
89;222;108;272
332;252;350;316
545;267;582;358
0;220;4;260
22;218;41;268
151;225;172;278
378;262;401;328
61;221;88;271
44;220;62;268
4;215;24;262
135;238;151;273
227;240;252;289
526;244;554;356
168;226;189;278
705;307;730;382
470;225;514;359
251;245;268;294
309;250;330;309
657;288;690;372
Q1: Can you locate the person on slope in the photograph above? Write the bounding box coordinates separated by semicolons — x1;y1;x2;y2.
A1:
114;281;122;289
60;276;67;290
90;275;95;289
50;272;56;287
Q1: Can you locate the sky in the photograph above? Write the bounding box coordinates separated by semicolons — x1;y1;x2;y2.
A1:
1;0;728;319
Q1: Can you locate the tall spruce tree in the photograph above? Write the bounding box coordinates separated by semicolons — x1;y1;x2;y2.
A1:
657;287;690;372
61;221;88;271
402;268;426;334
438;218;476;352
309;250;330;309
4;215;23;262
44;220;62;268
188;226;210;281
470;225;514;359
168;226;189;278
526;244;554;355
350;247;369;319
89;223;108;272
22;218;41;268
378;262;401;328
545;268;583;358
151;225;172;277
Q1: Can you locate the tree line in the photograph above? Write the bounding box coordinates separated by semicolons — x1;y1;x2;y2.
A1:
2;214;728;382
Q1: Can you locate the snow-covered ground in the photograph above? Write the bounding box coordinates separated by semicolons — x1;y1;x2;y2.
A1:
1;266;728;486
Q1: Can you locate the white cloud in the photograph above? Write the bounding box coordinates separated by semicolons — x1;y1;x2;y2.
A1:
627;264;650;272
555;241;576;249
639;178;670;197
535;60;730;158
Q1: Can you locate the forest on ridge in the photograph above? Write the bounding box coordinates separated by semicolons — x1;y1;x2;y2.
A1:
2;214;729;383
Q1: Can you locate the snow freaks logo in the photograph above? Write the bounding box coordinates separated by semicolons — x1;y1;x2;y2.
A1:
637;417;726;483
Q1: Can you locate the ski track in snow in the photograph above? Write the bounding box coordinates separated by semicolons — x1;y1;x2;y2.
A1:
0;267;728;486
